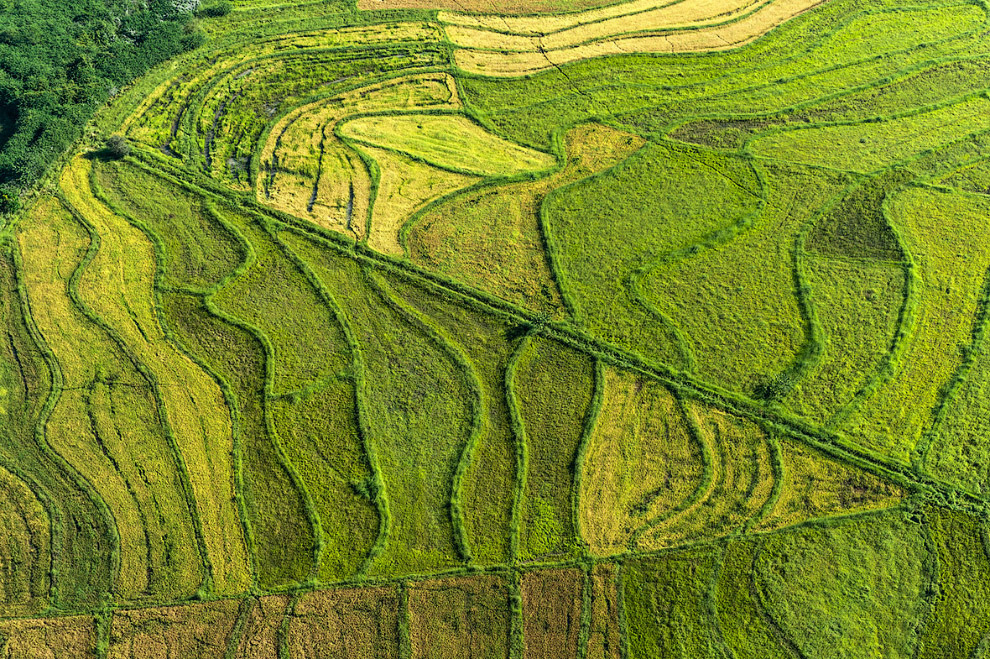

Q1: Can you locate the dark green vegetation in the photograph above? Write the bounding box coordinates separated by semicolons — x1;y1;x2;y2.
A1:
2;0;990;654
0;0;203;191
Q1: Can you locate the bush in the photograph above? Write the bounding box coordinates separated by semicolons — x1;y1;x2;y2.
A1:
197;0;233;17
0;188;20;215
105;135;131;160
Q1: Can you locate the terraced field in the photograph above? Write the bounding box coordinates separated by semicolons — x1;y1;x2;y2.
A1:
2;0;990;654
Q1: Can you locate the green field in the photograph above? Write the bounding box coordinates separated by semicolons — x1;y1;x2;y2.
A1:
1;0;990;654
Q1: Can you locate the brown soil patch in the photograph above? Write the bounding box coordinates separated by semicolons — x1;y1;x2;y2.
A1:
407;574;511;658
0;616;96;658
289;586;400;658
521;568;583;659
234;595;291;659
108;600;242;659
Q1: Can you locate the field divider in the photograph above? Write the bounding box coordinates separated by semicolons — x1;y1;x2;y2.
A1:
123;146;988;515
572;358;605;558
504;331;534;564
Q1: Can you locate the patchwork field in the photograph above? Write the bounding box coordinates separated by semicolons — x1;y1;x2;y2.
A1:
1;0;990;654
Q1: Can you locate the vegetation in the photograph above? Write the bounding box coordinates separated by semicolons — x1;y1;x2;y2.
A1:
4;0;990;653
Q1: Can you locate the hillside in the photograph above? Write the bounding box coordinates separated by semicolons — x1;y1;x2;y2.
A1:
1;0;990;655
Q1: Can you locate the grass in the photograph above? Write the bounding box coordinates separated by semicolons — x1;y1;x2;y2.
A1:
783;257;906;425
754;511;929;659
282;232;468;576
639;161;843;395
460;0;986;148
622;545;726;658
841;187;990;463
512;337;595;561
545;141;761;370
915;506;990;658
6;0;990;647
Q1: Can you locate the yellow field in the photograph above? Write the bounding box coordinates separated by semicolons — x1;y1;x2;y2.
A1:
452;0;826;76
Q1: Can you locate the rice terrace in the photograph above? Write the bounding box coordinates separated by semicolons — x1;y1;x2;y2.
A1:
2;0;990;654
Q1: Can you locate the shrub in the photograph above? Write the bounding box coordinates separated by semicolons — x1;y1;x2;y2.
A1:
105;135;131;159
0;187;20;214
197;0;233;17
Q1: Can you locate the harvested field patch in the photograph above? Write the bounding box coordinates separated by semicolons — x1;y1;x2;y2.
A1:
0;463;50;616
0;616;96;658
407;574;511;659
753;440;904;533
62;158;251;596
162;293;315;589
290;586;400;659
636;402;773;550
232;595;292;659
452;0;827;76
258;73;460;238
355;145;479;256
586;564;621;659
358;0;620;13
109;600;242;659
521;568;583;659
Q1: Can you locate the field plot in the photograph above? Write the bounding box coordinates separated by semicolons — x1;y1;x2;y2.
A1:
407;574;511;658
7;0;990;652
